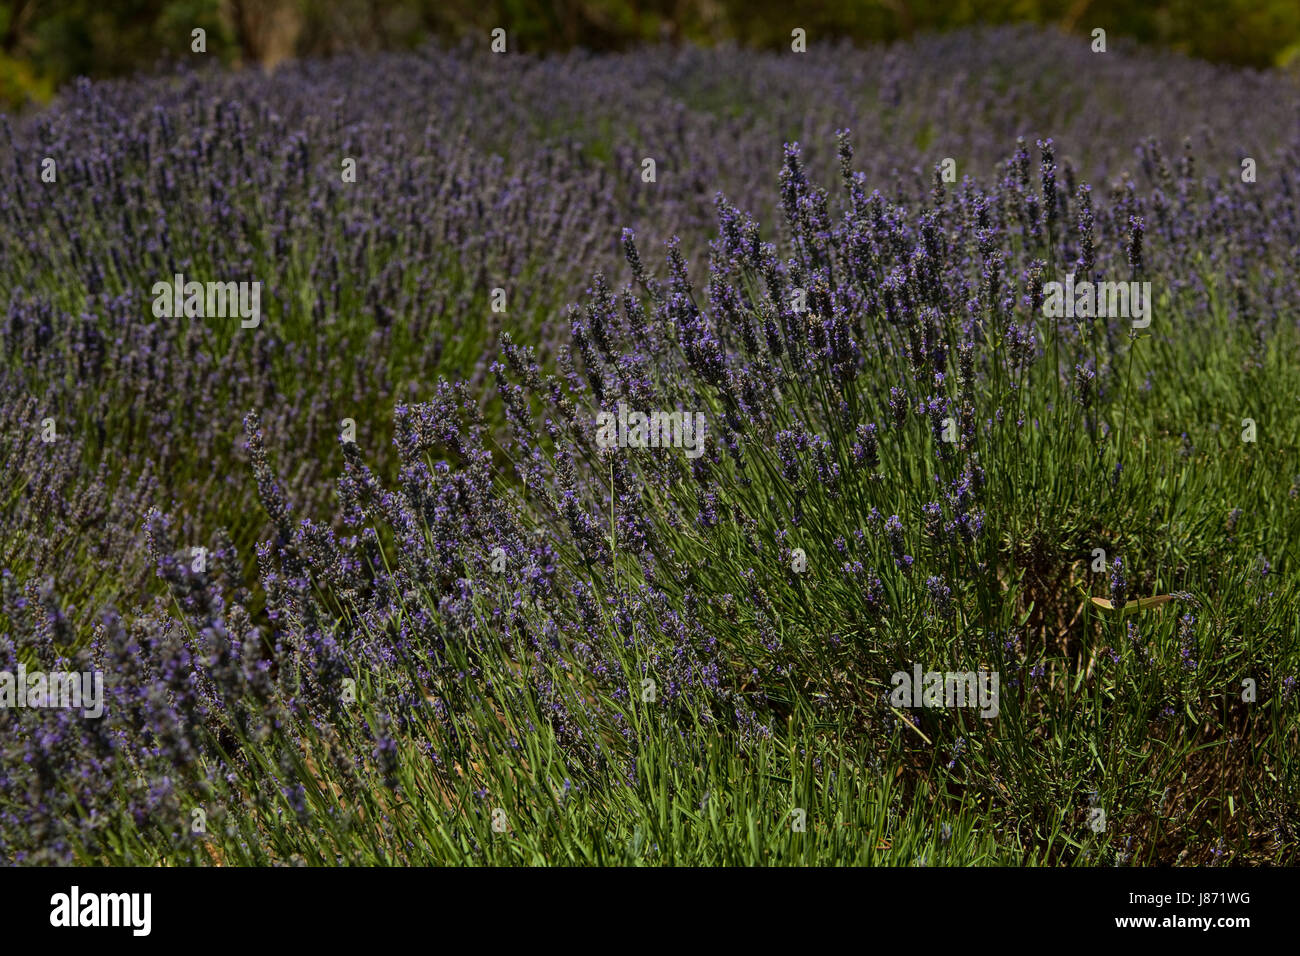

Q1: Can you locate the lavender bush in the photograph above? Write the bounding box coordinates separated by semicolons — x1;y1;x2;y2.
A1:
1;27;1298;865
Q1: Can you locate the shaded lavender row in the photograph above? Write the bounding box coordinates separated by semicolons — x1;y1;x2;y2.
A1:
2;29;1293;540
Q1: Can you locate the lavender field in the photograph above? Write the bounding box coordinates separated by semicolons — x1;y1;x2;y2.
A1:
2;25;1298;865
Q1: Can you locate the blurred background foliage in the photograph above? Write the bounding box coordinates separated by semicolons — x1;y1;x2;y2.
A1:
2;0;1300;109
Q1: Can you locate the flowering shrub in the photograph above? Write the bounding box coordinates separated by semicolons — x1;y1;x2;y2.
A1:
1;28;1298;865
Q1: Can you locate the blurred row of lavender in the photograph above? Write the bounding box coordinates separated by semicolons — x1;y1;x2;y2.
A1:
2;26;1298;862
